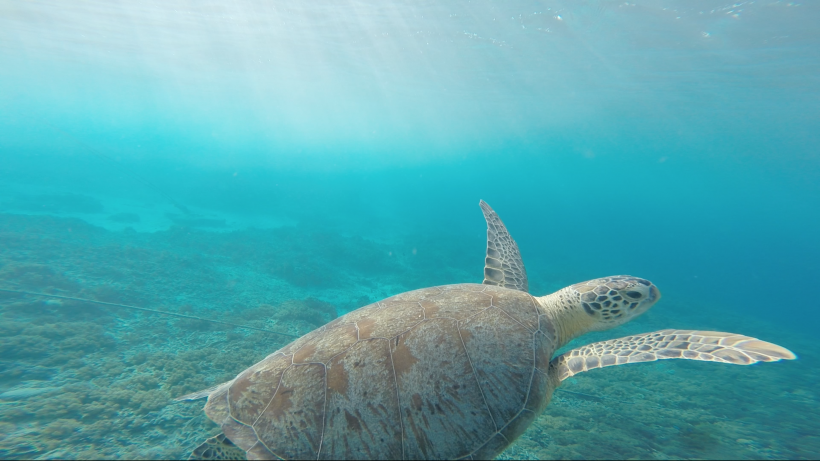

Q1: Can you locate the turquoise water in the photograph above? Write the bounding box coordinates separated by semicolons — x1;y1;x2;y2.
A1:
1;1;818;459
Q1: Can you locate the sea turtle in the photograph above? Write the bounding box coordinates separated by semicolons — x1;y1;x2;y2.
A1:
178;200;795;460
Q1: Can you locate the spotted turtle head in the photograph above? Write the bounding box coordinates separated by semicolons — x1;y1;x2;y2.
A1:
570;275;661;330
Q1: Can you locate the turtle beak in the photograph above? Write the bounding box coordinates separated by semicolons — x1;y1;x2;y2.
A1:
648;285;661;303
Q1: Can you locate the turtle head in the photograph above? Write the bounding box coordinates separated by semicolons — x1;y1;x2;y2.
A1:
570;275;661;332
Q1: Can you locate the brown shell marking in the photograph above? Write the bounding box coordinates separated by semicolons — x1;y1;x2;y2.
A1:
203;284;556;460
323;339;402;459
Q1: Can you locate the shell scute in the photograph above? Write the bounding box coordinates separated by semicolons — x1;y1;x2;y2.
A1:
391;318;494;460
385;286;444;302
293;322;358;364
482;284;540;332
471;432;510;461
227;352;292;426
422;285;494;320
525;370;553;415
357;302;425;339
499;409;536;450
221;420;257;457
533;331;556;373
459;306;535;428
252;363;326;460
209;283;548;460
322;338;402;460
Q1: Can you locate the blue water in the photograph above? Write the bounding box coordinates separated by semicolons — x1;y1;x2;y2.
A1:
1;1;818;459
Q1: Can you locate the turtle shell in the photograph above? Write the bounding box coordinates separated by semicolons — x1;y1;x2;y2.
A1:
202;284;559;460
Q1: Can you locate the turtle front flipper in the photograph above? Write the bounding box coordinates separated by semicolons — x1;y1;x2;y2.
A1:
549;329;796;382
479;200;529;292
188;433;246;460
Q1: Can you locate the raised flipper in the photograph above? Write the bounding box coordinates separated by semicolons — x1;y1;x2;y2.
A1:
479;200;528;292
549;329;796;382
188;433;246;460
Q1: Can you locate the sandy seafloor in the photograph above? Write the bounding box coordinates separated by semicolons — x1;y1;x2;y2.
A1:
0;203;817;460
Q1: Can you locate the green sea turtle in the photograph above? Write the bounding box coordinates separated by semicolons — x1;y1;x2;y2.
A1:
177;200;795;460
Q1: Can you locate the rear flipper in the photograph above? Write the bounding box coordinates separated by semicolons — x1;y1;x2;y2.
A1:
188;433;246;461
549;329;796;382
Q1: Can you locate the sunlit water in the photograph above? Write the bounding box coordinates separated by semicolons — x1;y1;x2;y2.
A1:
1;1;818;459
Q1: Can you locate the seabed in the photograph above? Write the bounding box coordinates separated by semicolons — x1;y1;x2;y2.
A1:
0;211;817;460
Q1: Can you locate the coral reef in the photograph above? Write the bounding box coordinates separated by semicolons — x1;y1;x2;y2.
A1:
272;297;337;328
0;212;816;460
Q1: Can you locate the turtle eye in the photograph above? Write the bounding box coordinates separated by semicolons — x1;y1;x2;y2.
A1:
625;291;643;299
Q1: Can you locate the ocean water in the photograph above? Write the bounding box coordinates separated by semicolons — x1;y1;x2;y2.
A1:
1;0;818;459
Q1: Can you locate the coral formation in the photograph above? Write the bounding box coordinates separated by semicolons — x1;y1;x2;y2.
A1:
0;212;816;459
272;297;337;328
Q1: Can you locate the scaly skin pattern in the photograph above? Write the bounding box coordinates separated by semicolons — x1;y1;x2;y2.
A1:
479;200;528;292
548;329;797;382
536;276;660;348
190;434;246;460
